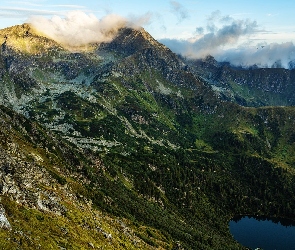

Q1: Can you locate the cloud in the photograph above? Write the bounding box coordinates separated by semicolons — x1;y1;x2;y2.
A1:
160;11;295;69
267;13;279;17
0;3;90;19
161;13;258;59
159;11;295;68
127;12;153;28
214;42;295;68
49;5;87;9
159;38;188;55
28;10;128;46
6;1;43;7
0;7;62;17
207;10;221;22
28;10;154;47
169;1;189;22
196;27;204;35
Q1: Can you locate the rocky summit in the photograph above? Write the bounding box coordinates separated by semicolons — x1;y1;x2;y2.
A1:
0;23;295;249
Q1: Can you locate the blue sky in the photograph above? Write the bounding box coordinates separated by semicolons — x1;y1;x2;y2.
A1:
1;0;295;67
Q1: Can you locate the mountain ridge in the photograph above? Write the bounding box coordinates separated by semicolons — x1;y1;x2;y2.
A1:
185;55;295;107
0;23;295;249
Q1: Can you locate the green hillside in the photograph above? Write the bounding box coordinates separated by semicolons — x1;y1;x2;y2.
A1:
0;24;295;249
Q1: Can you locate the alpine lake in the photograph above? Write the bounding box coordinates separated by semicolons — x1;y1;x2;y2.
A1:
229;216;295;250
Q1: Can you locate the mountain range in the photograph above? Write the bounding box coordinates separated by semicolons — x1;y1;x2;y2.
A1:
0;23;295;249
185;55;295;107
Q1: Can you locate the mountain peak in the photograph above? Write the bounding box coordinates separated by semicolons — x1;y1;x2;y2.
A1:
99;27;168;56
0;24;63;54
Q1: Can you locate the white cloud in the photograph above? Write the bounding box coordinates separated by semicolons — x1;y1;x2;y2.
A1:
215;42;295;68
0;7;63;17
161;12;258;59
28;10;128;46
159;10;295;68
127;12;154;29
169;1;189;22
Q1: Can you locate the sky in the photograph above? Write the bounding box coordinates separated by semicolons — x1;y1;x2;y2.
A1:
1;0;295;68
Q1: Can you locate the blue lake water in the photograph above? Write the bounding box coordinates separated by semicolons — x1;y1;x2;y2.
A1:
229;216;295;250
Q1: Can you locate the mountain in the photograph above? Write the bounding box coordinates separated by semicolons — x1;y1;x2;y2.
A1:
1;24;295;249
185;55;295;107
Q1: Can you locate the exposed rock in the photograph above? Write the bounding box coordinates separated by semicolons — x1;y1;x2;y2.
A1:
88;242;95;248
0;204;11;230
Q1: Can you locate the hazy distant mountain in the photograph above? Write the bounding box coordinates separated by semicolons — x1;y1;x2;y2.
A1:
183;55;295;107
0;24;295;249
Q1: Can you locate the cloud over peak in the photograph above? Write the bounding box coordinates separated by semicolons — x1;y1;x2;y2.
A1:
28;11;128;46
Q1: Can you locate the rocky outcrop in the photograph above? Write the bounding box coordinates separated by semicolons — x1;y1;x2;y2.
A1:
0;130;66;216
0;204;11;230
98;27;167;57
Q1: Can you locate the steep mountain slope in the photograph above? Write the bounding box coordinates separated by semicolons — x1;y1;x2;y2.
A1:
0;24;219;152
186;56;295;107
1;24;295;249
0;105;165;249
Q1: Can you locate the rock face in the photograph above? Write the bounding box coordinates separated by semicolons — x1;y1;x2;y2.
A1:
0;204;11;230
0;106;67;214
0;24;295;249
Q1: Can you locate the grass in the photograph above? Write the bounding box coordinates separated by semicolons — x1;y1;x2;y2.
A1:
0;195;158;249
